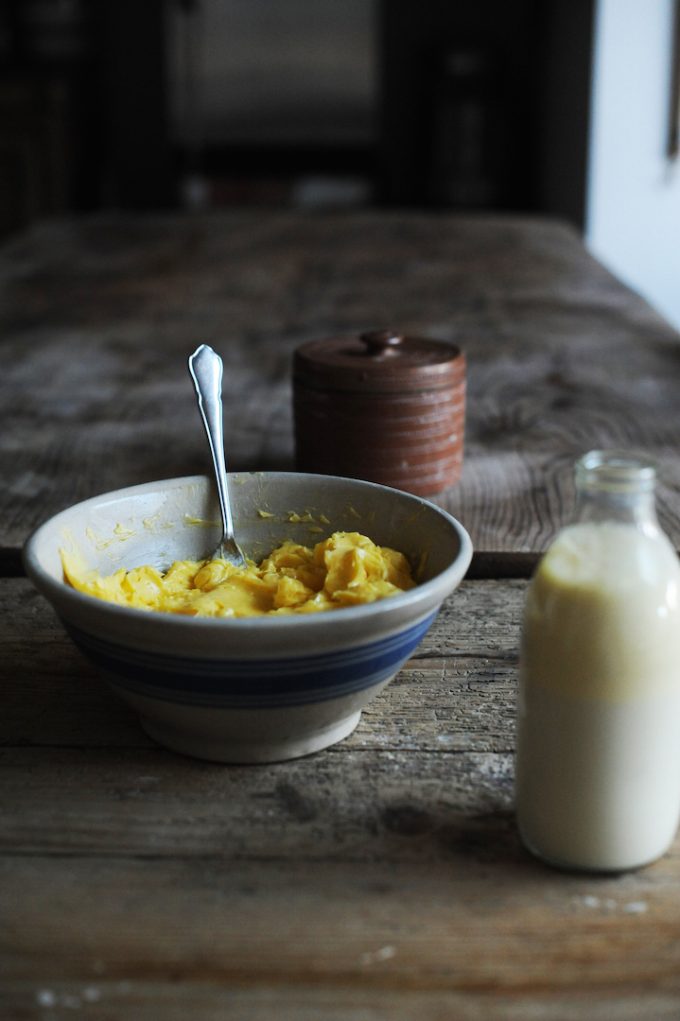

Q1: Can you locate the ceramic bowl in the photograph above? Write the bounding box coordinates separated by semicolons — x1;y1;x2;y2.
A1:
23;473;472;763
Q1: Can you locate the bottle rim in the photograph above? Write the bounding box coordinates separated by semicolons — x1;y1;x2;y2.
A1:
575;449;656;491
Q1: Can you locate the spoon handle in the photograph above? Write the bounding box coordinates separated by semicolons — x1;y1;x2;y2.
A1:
188;344;237;549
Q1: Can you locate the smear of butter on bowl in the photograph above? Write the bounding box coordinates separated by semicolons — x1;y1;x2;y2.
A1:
85;527;115;551
142;514;173;533
287;512;315;524
113;524;135;541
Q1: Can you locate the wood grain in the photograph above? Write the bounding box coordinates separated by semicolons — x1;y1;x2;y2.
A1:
3;212;680;1019
2;575;680;1020
0;578;521;752
3;983;680;1021
2;212;680;561
1;855;679;1011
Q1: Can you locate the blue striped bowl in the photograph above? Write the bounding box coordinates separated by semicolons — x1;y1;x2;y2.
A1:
23;473;472;762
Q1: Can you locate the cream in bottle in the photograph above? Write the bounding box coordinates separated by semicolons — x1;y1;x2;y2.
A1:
516;451;680;871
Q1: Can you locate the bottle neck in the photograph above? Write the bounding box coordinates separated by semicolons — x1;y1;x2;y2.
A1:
575;487;659;530
573;450;659;533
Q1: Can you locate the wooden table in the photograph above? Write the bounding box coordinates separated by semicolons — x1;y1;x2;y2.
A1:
2;211;680;1019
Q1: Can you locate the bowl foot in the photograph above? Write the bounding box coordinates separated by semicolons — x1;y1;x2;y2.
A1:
139;709;362;764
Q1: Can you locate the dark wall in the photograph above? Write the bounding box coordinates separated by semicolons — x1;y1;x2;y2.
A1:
376;0;596;225
0;0;596;239
0;0;173;238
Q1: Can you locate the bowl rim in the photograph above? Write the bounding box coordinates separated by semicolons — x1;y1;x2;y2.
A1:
22;472;473;632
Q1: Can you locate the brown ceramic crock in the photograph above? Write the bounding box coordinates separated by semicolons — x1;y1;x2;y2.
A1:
293;329;465;496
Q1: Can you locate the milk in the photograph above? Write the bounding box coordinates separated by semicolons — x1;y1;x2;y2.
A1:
516;514;680;871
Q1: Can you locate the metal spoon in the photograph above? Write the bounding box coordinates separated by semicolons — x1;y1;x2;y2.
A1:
188;344;248;568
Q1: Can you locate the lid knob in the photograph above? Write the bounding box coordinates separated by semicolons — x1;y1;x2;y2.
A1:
359;330;404;357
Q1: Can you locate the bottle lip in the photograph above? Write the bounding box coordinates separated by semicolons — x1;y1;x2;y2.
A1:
575;449;657;491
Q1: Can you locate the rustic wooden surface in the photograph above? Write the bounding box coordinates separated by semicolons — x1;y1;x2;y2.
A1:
2;212;680;1019
2;211;680;564
1;579;679;1019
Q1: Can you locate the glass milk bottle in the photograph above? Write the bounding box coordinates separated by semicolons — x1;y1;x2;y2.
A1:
516;451;680;871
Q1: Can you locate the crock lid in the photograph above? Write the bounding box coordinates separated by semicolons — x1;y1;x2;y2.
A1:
293;330;465;393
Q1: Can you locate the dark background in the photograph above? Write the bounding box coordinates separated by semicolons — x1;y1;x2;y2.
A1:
0;0;596;241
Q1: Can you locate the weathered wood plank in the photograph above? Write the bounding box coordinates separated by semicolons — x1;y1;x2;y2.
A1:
2;212;680;557
1;576;524;663
1;855;679;996
0;578;521;751
0;745;515;859
3;982;680;1021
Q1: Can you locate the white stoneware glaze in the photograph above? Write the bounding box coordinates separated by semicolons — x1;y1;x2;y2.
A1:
23;473;472;763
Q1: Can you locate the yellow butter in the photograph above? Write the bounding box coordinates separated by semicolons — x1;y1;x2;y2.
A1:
61;531;415;618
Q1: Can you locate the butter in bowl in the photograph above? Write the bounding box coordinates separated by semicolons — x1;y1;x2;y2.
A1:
23;471;472;763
